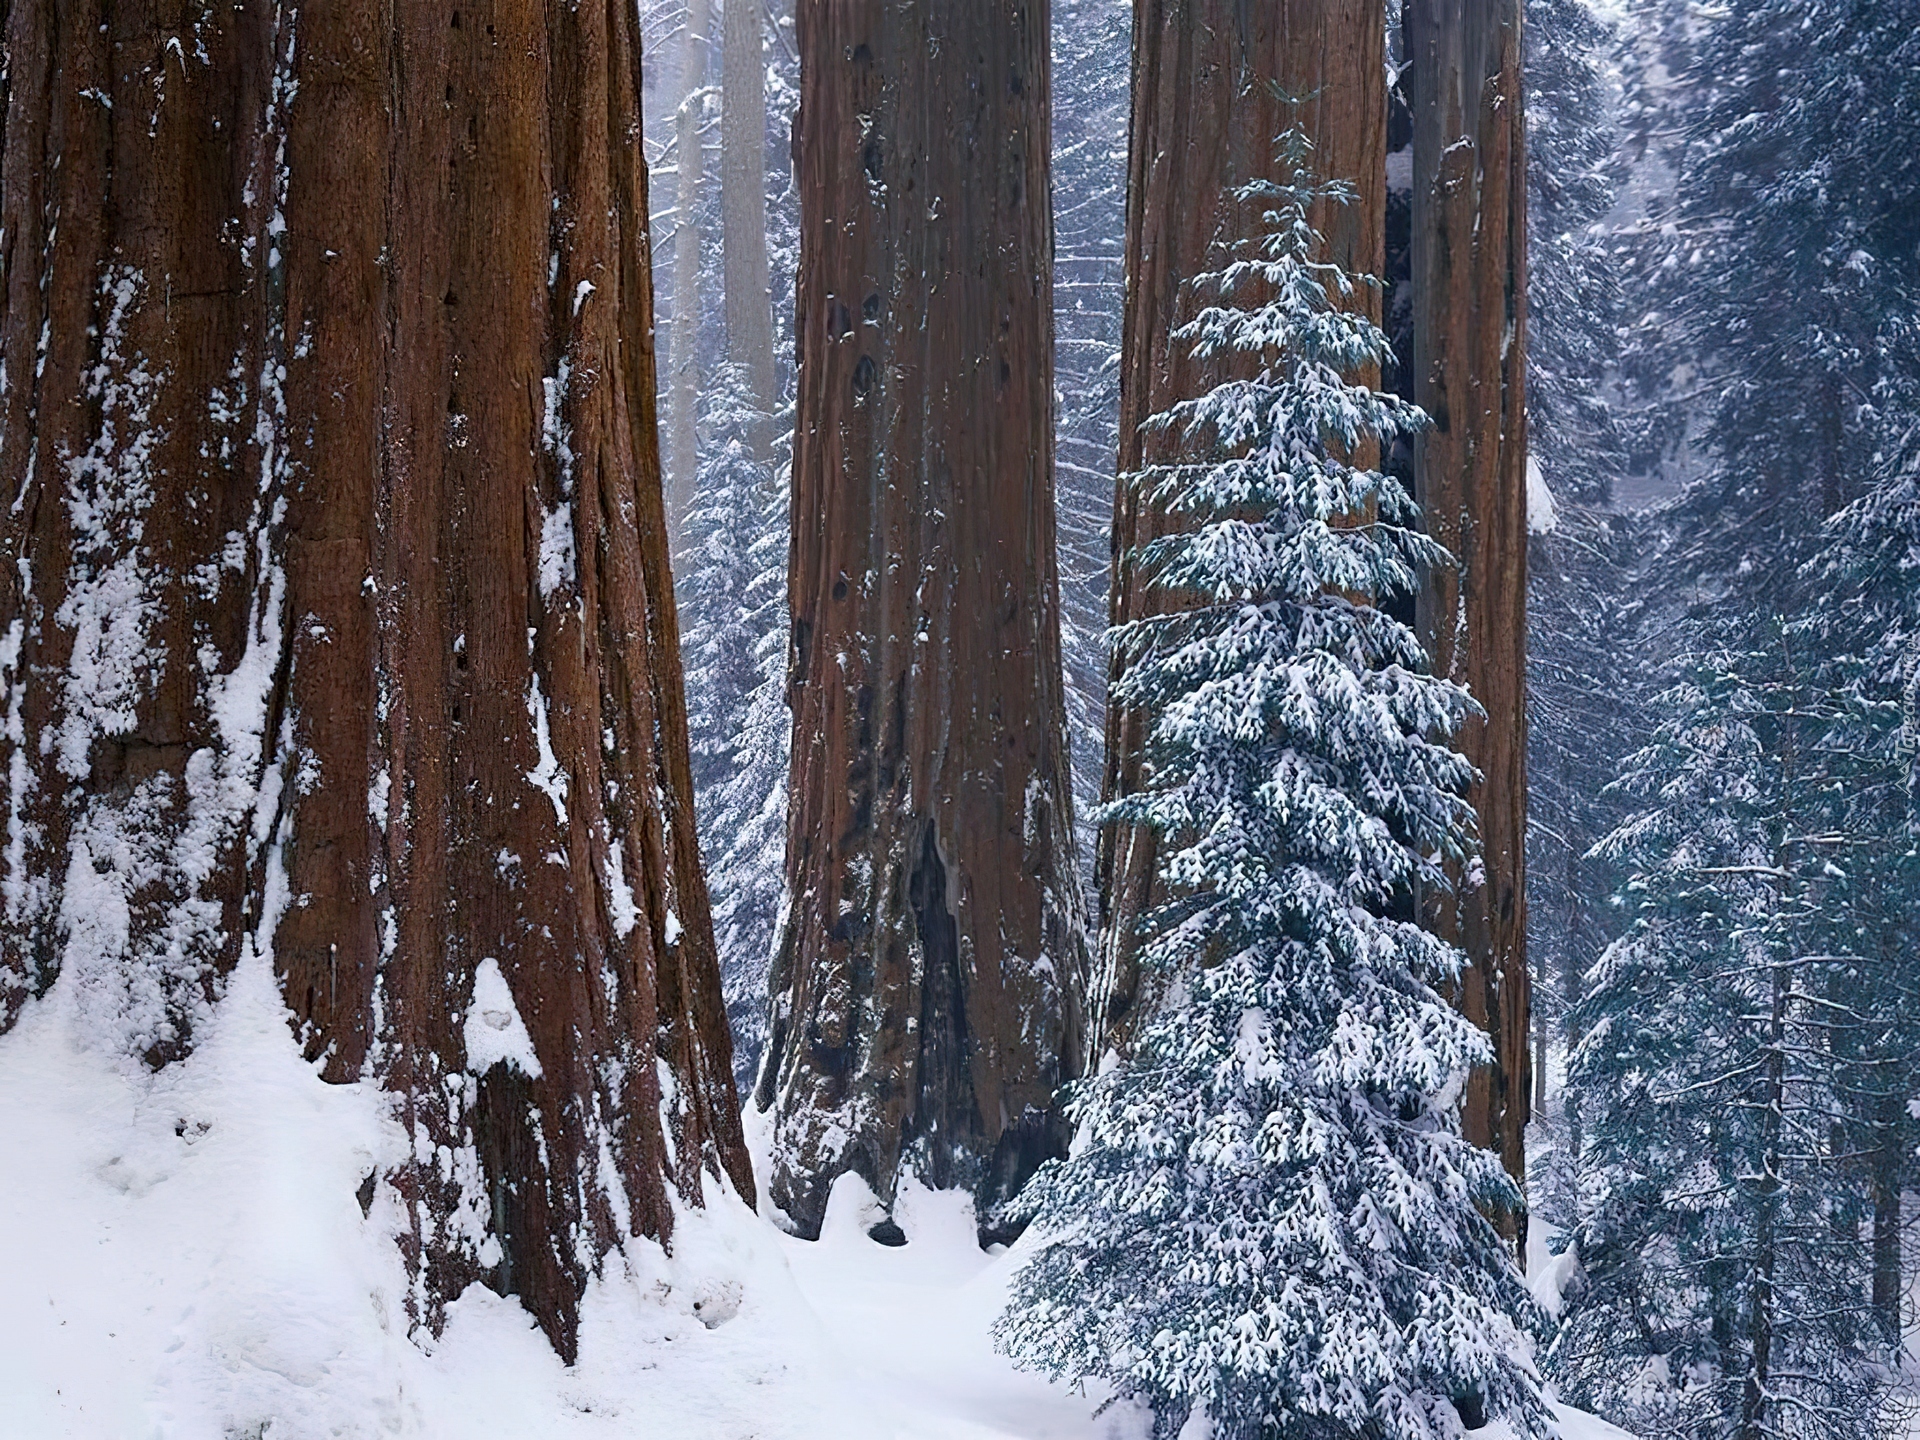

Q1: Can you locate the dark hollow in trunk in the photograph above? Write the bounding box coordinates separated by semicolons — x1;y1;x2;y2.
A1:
755;0;1087;1241
0;0;751;1362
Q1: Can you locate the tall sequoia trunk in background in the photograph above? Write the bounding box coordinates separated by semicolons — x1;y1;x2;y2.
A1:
668;0;712;522
755;0;1087;1241
722;0;778;439
1405;0;1531;1212
0;0;751;1362
1096;0;1387;1056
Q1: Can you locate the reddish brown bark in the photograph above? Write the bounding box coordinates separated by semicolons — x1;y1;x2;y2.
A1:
756;0;1086;1240
1406;0;1532;1212
1096;0;1388;1055
0;0;750;1361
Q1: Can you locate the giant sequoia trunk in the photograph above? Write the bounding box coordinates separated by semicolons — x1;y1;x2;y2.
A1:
755;0;1087;1240
1096;0;1387;1055
0;0;751;1361
1405;0;1531;1205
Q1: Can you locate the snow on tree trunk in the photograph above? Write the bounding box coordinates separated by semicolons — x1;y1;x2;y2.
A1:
1097;0;1388;1058
0;0;751;1362
1404;0;1532;1211
755;0;1087;1240
721;0;778;445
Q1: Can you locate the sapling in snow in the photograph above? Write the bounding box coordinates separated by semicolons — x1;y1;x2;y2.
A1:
995;123;1549;1440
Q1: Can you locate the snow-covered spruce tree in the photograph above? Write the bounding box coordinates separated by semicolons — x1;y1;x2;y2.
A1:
996;129;1548;1440
1632;0;1920;602
1102;0;1392;1066
1548;12;1920;1406
675;365;792;1094
1551;635;1911;1440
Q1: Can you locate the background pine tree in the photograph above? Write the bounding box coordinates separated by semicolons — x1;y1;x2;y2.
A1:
1520;0;1639;1223
1050;0;1133;882
677;367;793;1093
1555;637;1912;1440
1545;9;1920;1432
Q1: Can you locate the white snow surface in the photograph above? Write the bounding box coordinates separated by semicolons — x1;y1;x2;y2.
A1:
0;951;1632;1438
463;956;542;1079
1527;454;1559;535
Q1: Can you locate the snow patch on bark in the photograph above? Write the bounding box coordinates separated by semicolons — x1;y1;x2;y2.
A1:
537;358;578;599
1;599;42;947
538;502;576;598
56;266;160;782
1528;453;1559;534
462;957;542;1079
525;675;570;827
603;848;640;938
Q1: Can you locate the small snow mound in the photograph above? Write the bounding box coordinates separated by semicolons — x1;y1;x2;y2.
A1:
1528;453;1559;534
463;957;542;1079
817;1168;892;1242
1526;1220;1583;1320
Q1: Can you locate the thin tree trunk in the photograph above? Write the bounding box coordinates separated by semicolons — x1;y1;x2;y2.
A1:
0;0;749;1362
1404;0;1532;1214
1097;0;1387;1057
756;0;1087;1240
668;0;712;523
1870;1091;1903;1337
1534;953;1549;1116
1740;956;1788;1440
722;0;778;438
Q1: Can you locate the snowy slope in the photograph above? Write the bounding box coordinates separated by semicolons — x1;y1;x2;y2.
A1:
0;954;1631;1439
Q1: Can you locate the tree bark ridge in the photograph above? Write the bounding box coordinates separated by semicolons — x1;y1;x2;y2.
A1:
0;0;749;1361
757;0;1087;1240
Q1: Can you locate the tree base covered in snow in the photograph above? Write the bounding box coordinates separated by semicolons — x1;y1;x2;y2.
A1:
0;952;1636;1439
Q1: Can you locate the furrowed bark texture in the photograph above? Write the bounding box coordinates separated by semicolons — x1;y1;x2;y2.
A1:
757;0;1087;1240
721;0;777;432
1406;0;1531;1206
0;0;751;1361
1097;0;1387;1056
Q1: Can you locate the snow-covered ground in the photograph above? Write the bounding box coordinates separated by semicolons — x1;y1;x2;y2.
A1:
0;950;1629;1439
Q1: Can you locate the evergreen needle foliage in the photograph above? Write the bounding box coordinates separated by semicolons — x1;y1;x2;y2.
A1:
995;124;1549;1440
1555;635;1914;1440
1546;7;1920;1435
677;363;793;1093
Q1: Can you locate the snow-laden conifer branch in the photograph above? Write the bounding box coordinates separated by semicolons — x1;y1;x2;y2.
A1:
996;122;1549;1440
